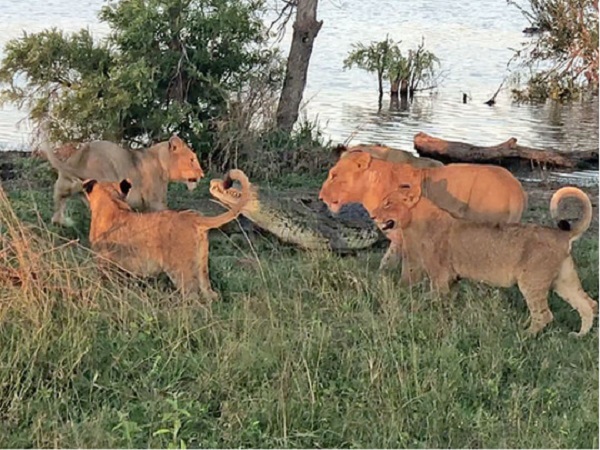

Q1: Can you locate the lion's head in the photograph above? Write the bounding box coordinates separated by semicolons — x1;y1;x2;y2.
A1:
165;135;205;191
82;178;133;212
371;187;419;240
318;151;376;213
319;151;424;214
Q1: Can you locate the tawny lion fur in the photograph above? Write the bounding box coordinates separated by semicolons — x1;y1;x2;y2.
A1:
83;170;250;300
372;186;597;336
334;144;443;168
44;135;205;226
319;152;527;270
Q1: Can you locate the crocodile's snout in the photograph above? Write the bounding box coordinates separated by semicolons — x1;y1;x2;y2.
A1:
381;219;395;231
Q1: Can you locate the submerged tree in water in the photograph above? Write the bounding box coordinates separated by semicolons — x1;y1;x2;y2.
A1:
343;36;440;105
509;0;599;101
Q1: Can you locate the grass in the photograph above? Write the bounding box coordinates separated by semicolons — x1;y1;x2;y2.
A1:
0;157;598;448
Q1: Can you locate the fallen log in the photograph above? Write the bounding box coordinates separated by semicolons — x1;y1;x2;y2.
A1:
413;132;599;170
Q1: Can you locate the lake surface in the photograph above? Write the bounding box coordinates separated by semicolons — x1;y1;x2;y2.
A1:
0;0;597;183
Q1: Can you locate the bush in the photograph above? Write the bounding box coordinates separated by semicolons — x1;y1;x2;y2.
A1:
343;36;440;99
211;101;331;181
0;0;282;155
509;0;599;101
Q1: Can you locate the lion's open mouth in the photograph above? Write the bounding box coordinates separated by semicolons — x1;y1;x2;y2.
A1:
326;200;341;214
185;179;198;191
381;219;396;231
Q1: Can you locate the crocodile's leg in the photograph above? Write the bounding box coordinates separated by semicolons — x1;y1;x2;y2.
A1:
379;241;402;271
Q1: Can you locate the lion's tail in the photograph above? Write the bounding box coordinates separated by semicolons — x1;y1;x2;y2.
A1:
37;130;85;179
36;123;60;166
199;169;251;229
550;187;592;242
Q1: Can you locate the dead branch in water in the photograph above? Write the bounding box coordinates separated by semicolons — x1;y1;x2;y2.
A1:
413;132;599;169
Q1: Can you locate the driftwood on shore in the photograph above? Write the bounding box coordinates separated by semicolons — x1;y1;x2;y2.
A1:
413;132;599;169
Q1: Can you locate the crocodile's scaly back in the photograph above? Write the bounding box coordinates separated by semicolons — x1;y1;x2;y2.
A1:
245;203;330;250
209;177;383;252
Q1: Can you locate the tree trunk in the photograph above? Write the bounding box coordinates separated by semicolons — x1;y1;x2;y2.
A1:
389;96;409;111
377;69;384;111
390;78;400;96
413;132;599;169
400;79;409;100
276;0;323;132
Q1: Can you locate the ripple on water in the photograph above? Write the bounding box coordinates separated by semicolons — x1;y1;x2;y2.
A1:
0;0;597;185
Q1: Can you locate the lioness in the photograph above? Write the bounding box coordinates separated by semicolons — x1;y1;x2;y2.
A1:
44;135;204;226
334;144;443;168
372;186;597;336
83;169;250;300
319;151;527;270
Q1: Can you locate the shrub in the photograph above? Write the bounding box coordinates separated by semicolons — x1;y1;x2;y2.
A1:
0;0;282;155
509;0;599;101
343;36;440;99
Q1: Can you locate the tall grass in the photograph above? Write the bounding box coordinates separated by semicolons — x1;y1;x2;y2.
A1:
0;183;597;448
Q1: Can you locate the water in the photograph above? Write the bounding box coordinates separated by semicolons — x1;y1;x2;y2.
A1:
0;0;597;183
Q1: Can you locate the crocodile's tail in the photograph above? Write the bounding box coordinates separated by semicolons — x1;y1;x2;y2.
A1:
198;169;251;229
550;187;592;243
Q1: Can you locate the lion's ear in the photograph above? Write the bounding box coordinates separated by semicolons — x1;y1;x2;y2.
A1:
168;135;181;152
119;179;132;196
353;151;372;169
397;182;421;208
82;179;97;194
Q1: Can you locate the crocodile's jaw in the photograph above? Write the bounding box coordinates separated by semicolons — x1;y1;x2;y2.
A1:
209;178;259;213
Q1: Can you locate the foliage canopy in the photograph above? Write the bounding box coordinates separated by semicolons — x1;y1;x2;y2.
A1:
509;0;599;101
0;0;282;154
343;37;440;98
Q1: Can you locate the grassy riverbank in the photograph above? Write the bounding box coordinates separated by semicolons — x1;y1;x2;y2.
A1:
0;153;598;448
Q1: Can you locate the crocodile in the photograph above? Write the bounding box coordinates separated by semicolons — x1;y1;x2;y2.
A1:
207;144;440;252
209;176;385;253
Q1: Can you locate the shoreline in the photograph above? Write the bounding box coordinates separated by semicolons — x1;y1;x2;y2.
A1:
0;149;598;237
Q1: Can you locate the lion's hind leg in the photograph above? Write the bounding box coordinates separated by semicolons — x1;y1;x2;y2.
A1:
517;277;554;335
52;173;81;226
553;257;597;337
196;232;219;302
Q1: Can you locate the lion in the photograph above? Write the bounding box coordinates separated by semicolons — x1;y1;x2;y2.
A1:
334;144;443;168
82;169;250;300
43;135;205;226
371;185;597;336
319;151;527;270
